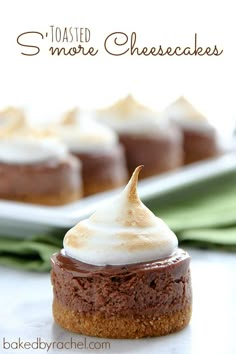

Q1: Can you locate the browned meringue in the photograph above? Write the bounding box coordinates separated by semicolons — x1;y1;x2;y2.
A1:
64;166;178;266
0;107;26;137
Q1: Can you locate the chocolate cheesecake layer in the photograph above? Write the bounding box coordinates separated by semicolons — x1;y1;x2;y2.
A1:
183;127;220;164
72;144;128;196
0;155;82;205
119;129;183;178
51;248;191;318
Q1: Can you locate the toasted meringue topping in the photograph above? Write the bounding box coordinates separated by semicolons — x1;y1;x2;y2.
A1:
52;109;118;153
102;94;151;118
62;108;78;125
0;107;26;137
0;108;68;164
0;135;68;164
98;95;162;133
166;96;211;130
64;166;178;265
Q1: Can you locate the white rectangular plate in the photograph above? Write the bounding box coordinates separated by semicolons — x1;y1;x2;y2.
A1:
1;152;236;237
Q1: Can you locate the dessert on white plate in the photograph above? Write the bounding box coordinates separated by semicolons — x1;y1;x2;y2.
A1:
165;96;220;164
0;107;82;205
51;108;128;196
98;95;183;178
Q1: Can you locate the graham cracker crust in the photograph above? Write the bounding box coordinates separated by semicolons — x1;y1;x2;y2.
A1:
53;299;192;339
1;190;81;206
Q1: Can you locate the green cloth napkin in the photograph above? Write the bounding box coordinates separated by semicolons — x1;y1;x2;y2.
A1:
0;234;63;272
0;170;236;272
147;170;236;251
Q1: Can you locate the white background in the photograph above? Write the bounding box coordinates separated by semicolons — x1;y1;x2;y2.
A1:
0;0;235;135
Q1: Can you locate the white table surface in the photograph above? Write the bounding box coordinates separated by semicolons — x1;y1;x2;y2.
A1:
0;248;235;354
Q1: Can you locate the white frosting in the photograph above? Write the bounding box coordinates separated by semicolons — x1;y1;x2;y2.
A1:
0;135;68;164
53;109;118;153
0;107;26;136
64;166;178;266
98;95;161;134
0;107;68;164
166;96;211;131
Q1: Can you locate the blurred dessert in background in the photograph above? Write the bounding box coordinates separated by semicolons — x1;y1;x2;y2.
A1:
165;96;220;164
98;94;183;178
52;109;128;196
0;96;223;205
0;107;26;135
0;108;82;205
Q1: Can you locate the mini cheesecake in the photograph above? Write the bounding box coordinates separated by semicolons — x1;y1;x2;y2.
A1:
165;96;220;164
52;109;128;196
98;95;183;178
51;166;192;338
0;108;82;205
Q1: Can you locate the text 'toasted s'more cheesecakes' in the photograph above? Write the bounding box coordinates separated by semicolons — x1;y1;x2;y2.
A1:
51;166;192;338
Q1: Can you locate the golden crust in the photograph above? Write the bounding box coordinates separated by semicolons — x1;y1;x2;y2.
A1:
0;190;81;206
53;299;192;339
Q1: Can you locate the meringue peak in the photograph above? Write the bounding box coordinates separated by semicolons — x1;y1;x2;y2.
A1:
0;107;26;137
104;94;151;117
64;165;178;265
123;165;143;203
54;109;118;152
90;165;158;228
62;108;78;125
170;96;206;121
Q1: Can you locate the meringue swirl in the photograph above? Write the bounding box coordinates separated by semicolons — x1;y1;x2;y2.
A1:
64;166;178;266
166;96;211;130
0;136;68;164
53;109;118;153
0;107;26;136
0;107;68;164
98;95;161;133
